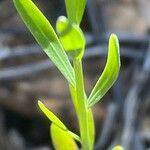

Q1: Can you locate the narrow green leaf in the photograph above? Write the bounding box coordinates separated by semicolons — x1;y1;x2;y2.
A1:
65;0;86;25
38;101;81;142
51;124;78;150
88;34;121;107
56;16;85;60
13;0;75;86
38;101;66;130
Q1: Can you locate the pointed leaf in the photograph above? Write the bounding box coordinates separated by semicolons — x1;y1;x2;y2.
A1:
13;0;75;86
56;16;85;60
38;101;81;142
38;101;66;130
88;34;120;107
51;123;78;150
65;0;86;25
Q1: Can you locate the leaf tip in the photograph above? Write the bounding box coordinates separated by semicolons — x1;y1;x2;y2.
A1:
38;100;44;109
110;33;117;38
109;33;121;67
110;33;119;47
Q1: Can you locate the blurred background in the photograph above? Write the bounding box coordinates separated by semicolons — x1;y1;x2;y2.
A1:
0;0;150;150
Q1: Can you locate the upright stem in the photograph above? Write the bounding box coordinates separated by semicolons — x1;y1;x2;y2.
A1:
73;59;91;150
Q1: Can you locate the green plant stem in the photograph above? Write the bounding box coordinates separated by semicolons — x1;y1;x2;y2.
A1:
73;59;91;150
69;84;79;116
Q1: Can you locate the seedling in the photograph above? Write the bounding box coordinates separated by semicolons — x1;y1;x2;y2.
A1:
13;0;121;149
